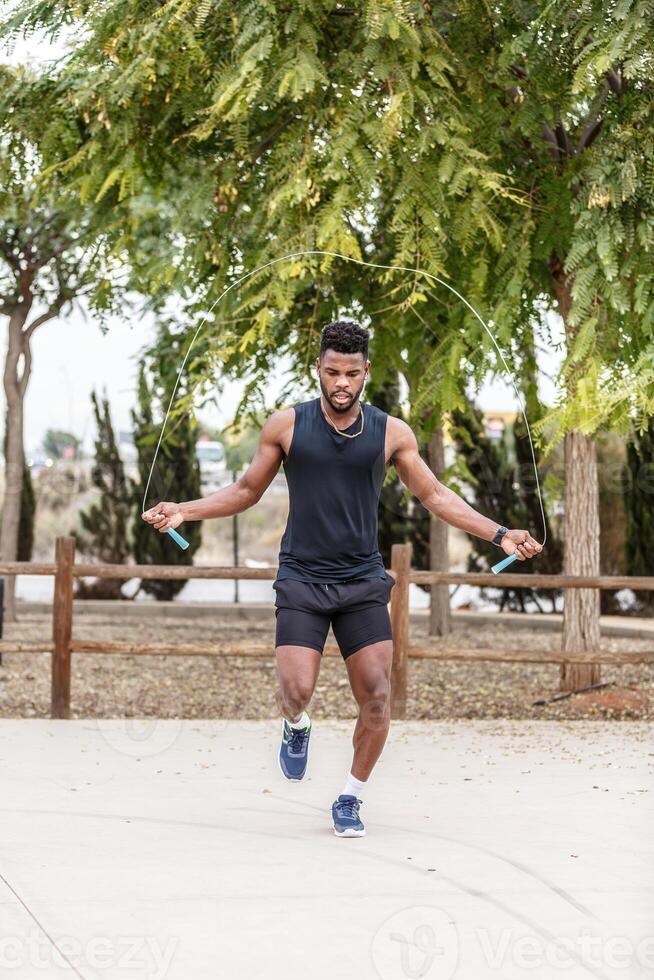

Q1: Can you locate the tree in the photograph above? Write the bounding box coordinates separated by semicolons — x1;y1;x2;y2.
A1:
0;62;131;620
597;431;628;614
8;2;653;675
367;376;429;576
423;3;654;689
449;396;564;613
1;0;509;393
510;323;564;612
43;429;80;461
73;390;133;599
16;460;35;562
623;417;654;613
131;345;202;601
2;1;515;645
2;411;35;563
218;420;263;474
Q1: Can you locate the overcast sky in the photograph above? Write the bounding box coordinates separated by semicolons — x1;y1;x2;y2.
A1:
2;25;565;455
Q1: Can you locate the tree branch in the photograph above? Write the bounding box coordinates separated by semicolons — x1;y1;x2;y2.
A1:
0;240;21;273
23;295;67;340
555;120;574;157
250;115;295;163
32;234;75;270
535;50;624;162
279;5;357;12
22;213;59;251
570;66;624;157
17;336;32;398
607;68;625;97
508;63;528;80
541;124;560;161
576;117;603;154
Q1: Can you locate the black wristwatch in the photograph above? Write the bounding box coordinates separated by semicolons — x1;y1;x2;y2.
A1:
492;525;508;547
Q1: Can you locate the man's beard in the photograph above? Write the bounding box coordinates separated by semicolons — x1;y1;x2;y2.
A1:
319;377;366;414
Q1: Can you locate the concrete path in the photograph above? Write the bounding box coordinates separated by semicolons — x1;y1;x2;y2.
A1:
0;720;651;980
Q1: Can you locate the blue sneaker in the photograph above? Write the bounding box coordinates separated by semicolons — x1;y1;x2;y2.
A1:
278;716;311;780
332;794;366;837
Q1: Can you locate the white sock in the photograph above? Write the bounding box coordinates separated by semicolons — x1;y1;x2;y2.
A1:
342;771;367;800
288;710;310;730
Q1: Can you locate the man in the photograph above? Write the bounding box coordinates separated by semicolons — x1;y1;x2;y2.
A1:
142;320;542;838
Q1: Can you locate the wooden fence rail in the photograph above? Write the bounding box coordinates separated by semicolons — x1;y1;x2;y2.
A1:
0;537;653;719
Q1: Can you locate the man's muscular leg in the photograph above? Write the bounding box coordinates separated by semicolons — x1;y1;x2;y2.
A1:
275;645;321;722
344;639;393;780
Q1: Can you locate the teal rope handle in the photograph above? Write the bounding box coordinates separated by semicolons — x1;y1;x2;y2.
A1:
167;527;189;550
491;552;518;574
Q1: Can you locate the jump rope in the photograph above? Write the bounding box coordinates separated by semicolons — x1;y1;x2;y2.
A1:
141;250;547;574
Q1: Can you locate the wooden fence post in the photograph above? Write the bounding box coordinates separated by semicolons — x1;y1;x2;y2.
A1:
390;542;412;719
51;536;75;719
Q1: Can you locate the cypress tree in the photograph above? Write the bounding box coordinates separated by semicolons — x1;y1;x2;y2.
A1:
73;390;132;599
596;432;628;614
367;377;429;573
43;429;80;460
624;418;654;613
3;413;35;562
16;461;35;563
511;327;564;610
449;397;545;612
131;361;202;601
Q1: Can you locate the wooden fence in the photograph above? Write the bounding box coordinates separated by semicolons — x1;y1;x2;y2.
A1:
1;537;653;719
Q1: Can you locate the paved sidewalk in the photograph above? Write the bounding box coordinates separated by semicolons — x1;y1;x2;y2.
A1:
0;720;652;980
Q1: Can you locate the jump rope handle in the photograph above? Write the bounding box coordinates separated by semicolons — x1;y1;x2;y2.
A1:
491;552;518;574
167;527;190;550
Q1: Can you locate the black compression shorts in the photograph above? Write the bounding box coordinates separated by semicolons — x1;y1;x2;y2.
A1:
272;573;396;660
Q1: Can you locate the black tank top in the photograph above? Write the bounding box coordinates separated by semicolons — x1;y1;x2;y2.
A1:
277;397;388;582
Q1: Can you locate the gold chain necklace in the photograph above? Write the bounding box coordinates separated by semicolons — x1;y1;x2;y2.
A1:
320;399;365;439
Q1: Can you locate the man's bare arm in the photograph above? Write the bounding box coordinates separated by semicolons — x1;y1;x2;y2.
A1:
141;409;291;531
388;418;542;560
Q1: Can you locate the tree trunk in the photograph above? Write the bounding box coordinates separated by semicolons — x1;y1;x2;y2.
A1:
427;422;451;636
560;430;602;689
550;251;601;691
1;311;31;622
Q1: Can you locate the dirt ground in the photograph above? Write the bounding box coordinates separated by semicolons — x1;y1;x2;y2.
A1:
1;609;652;721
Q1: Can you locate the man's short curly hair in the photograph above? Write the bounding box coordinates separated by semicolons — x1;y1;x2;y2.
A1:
319;320;369;359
